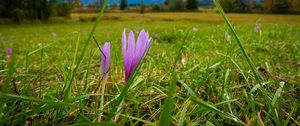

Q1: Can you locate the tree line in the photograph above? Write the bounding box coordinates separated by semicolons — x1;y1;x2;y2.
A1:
0;0;74;21
118;0;299;13
220;0;300;14
0;0;299;22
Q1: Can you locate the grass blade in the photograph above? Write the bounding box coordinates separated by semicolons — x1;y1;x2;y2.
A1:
272;82;285;107
0;104;58;125
190;96;246;125
63;0;108;100
158;32;189;126
118;114;156;126
223;69;233;114
212;0;283;124
69;122;122;126
179;98;190;126
179;80;245;125
212;0;262;85
0;93;91;110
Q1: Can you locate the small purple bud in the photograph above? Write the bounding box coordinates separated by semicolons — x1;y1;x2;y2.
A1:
181;58;186;65
6;48;12;58
254;23;261;33
225;32;231;42
101;42;110;75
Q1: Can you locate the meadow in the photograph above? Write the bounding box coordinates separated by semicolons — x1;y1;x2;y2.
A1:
0;11;300;125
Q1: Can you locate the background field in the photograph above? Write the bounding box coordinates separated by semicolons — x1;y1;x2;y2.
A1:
0;13;299;125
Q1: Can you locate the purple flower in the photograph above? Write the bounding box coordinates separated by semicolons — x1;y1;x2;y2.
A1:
122;29;152;82
181;57;186;65
101;42;110;75
6;48;12;58
254;23;261;33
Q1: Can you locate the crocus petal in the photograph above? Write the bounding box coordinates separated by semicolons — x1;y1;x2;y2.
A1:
101;42;110;75
126;31;137;81
6;48;12;58
122;29;130;80
122;29;127;57
122;29;152;82
139;31;150;58
254;24;261;33
181;58;185;65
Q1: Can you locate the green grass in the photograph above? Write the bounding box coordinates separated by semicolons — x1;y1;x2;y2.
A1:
0;11;300;125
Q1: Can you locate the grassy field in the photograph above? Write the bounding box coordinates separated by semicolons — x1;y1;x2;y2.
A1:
73;12;300;24
0;12;300;125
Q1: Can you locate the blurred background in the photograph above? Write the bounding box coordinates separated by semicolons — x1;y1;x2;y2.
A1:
0;0;299;23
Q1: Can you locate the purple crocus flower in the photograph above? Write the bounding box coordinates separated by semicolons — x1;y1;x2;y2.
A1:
6;48;12;58
101;42;110;75
122;29;152;82
181;57;186;65
253;23;261;33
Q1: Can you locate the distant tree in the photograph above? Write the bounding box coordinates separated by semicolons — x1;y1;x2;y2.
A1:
186;0;198;10
264;0;290;13
0;0;74;21
140;0;145;14
272;0;289;13
0;0;51;20
110;0;117;9
120;0;128;10
238;0;252;12
74;0;82;8
198;0;214;6
164;0;170;5
99;0;105;9
263;0;273;12
169;0;185;11
41;0;51;19
87;2;95;8
49;0;57;16
219;0;239;12
56;3;73;17
288;0;300;13
152;4;161;11
245;0;255;7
